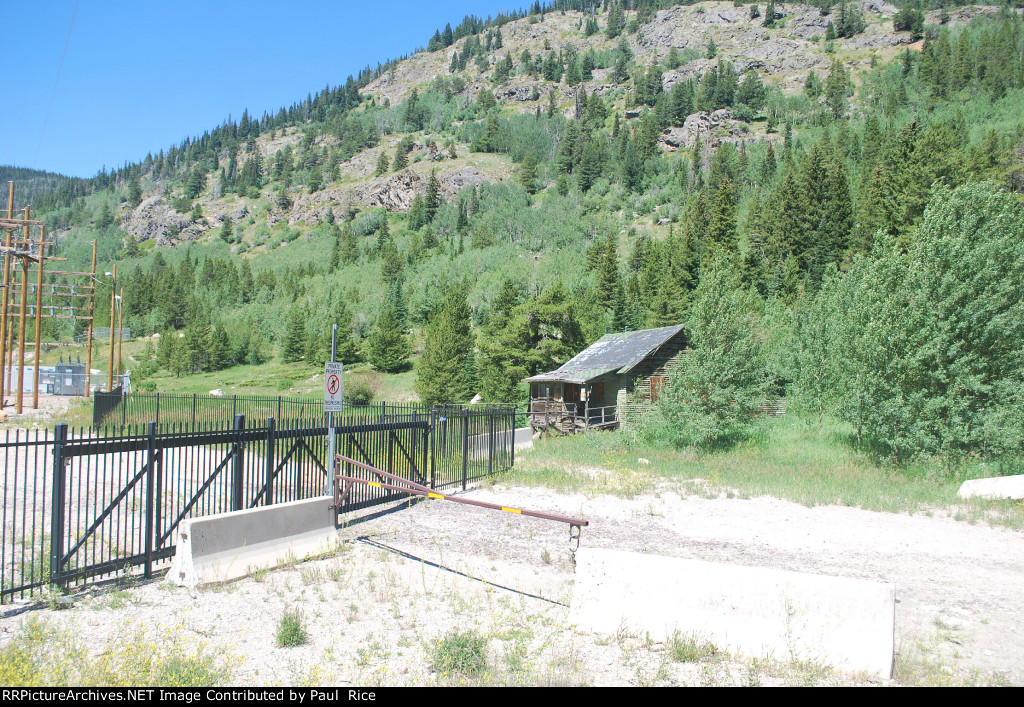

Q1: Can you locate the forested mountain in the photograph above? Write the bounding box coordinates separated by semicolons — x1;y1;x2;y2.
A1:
11;1;1024;462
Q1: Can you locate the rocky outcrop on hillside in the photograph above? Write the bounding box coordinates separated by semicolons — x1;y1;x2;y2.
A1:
659;109;771;151
361;1;930;112
288;165;493;225
119;2;1010;247
122;196;195;246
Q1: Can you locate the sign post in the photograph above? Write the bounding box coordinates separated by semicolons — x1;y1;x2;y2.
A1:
324;325;342;500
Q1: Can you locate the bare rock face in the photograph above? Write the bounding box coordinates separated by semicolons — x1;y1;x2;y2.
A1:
123;195;195;246
288;186;348;225
501;85;538;103
356;171;423;212
288;166;492;225
660;110;763;151
441;166;488;201
867;1;900;17
745;38;803;66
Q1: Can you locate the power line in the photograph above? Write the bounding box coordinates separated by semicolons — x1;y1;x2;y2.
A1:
33;0;80;169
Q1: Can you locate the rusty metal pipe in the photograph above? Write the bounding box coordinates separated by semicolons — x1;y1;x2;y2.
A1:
334;454;588;528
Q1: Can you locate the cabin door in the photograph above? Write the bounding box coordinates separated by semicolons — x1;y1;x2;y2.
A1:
564;384;581;414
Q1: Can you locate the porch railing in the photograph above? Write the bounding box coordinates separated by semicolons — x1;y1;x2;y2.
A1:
527;399;617;432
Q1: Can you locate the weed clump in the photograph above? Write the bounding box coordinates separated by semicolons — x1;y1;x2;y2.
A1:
667;631;719;663
276;607;308;647
433;629;488;678
0;617;230;686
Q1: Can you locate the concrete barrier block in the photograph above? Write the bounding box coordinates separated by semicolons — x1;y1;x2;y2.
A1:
958;474;1024;501
570;548;895;679
168;495;338;588
513;427;534;449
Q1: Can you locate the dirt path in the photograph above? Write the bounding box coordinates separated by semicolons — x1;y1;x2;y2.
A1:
2;479;1021;686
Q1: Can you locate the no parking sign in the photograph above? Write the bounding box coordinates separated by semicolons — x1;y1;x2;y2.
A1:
324;361;344;412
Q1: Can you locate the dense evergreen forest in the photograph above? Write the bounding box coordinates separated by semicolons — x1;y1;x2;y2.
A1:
11;1;1024;465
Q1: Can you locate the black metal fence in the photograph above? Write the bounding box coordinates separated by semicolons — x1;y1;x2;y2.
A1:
93;391;530;431
1;404;516;603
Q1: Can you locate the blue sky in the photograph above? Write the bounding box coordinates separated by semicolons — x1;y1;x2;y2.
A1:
1;1;510;177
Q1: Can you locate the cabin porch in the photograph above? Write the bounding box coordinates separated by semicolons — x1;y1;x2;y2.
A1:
527;381;618;435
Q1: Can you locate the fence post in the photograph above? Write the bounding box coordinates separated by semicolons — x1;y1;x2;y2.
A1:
429;407;436;488
155;392;160;428
411;410;418;482
510;406;516;470
277;396;282;421
488;409;494;477
143;421;157;579
192;394;198;432
232;395;237;421
121;391;127;429
461;408;469;491
265;417;276;506
50;423;68;588
231;414;245;511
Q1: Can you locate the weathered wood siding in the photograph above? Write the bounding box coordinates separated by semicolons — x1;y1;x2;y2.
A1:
618;329;689;422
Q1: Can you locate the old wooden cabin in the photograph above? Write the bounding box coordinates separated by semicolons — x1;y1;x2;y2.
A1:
523;324;686;435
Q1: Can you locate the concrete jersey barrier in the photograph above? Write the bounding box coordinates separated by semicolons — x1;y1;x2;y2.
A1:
168;495;338;588
570;548;896;679
958;474;1024;501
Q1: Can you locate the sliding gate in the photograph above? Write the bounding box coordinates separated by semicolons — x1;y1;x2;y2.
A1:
49;416;330;587
4;407;513;599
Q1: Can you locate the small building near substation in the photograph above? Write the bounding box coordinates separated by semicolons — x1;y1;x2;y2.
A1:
523;324;686;435
1;360;89;396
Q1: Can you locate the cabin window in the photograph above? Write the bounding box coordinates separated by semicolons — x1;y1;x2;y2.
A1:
650;376;666;403
592;382;605;404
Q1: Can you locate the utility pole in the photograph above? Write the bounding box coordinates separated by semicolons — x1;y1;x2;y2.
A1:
0;181;12;405
16;208;29;413
32;224;45;409
116;286;123;383
85;240;96;397
107;264;116;391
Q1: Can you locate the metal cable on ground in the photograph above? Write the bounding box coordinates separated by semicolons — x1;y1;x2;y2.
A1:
356;536;568;607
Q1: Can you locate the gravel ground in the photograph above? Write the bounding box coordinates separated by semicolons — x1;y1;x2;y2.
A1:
2;475;1022;687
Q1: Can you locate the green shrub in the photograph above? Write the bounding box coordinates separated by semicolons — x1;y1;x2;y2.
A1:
433;629;488;677
343;372;380;406
656;261;768;449
276;607;308;647
819;183;1024;460
667;631;720;663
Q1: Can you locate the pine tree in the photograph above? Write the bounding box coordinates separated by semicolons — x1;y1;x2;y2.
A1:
707;178;738;257
95;201;113;229
415;285;474;405
582;50;596;81
596;233;620;304
425;169;441;221
519;152;539;194
607;2;625;39
367;303;410;373
208;324;232;371
656;261;768;448
565;58;583;85
282;305;307;363
128;175;143;208
392;144;408;171
825;58;849;121
375;151;390;175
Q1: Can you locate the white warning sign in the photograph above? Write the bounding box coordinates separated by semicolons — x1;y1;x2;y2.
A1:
324;361;344;412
